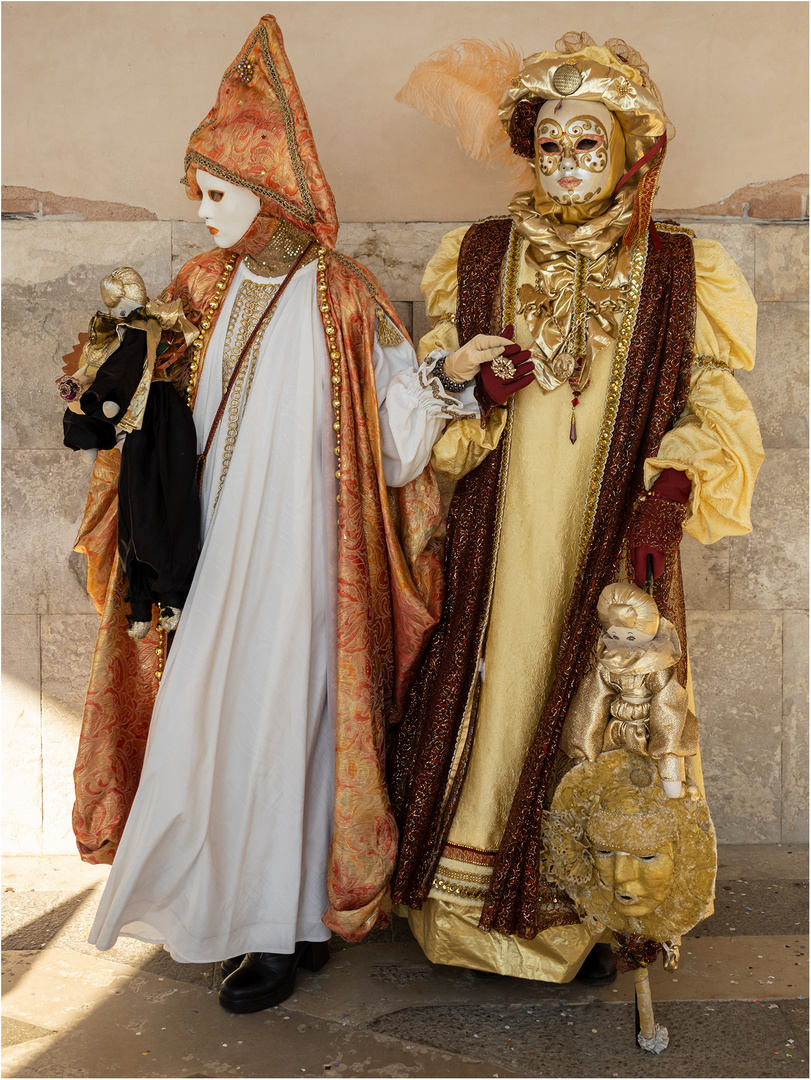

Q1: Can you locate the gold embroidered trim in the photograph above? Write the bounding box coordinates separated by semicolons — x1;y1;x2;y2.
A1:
184;152;316;226
329;250;379;299
434;311;457;326
693;353;730;370
436;863;492;885
654;221;696;239
574;230;649;578
375;307;405;348
212;279;280;510
437;225;522;818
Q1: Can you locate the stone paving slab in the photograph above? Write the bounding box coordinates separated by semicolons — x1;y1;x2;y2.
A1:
370;998;809;1079
1;854;807;1079
1;949;518;1080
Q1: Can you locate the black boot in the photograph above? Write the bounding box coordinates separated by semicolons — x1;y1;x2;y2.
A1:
220;954;245;978
575;942;617;986
218;941;330;1013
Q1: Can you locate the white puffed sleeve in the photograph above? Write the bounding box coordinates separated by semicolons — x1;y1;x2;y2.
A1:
375;313;477;488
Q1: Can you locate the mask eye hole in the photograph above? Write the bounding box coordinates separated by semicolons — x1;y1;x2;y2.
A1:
208;190;225;203
575;137;600;152
539;140;560;155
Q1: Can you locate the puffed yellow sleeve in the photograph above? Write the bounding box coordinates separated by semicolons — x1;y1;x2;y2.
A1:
416;225;469;362
644;238;765;545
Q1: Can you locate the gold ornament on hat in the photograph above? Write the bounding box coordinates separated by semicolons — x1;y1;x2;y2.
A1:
236;57;254;85
552;62;584;96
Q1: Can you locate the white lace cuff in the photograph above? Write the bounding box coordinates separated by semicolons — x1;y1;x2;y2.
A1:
414;350;478;419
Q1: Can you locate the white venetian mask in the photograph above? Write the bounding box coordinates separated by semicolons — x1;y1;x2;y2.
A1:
196;168;261;249
534;99;616;207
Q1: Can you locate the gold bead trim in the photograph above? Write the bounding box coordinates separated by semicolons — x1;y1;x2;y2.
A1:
316;248;342;507
186;256;238;410
431;874;489;902
436;863;492;885
155;629;166;683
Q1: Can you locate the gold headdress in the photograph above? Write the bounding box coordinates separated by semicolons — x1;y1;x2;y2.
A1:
397;32;671;251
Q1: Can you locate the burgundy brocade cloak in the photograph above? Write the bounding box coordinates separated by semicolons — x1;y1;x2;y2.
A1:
389;217;696;939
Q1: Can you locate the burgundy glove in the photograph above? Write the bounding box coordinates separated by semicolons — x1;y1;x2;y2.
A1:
630;469;691;587
475;325;535;414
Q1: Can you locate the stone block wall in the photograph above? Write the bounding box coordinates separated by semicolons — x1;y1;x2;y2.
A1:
2;217;807;854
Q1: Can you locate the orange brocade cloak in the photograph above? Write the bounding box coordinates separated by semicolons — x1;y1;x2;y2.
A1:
71;243;445;942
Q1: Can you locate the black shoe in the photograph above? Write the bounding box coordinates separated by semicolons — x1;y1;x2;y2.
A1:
220;954;245;978
218;940;330;1013
575;942;617;987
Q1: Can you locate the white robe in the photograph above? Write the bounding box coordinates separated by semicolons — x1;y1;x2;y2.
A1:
88;259;468;963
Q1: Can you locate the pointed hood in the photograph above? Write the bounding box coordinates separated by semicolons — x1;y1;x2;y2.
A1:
183;14;338;249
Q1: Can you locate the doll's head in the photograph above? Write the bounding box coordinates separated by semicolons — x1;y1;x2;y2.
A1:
100;267;148;318
597;582;659;646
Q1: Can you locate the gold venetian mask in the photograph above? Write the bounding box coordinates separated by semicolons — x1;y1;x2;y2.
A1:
542;750;716;942
534;98;615;206
589;827;676;918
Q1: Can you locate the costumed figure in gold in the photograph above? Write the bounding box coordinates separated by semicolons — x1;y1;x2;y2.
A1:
543;750;716;1051
388;33;763;986
561;581;698;799
71;16;469;1014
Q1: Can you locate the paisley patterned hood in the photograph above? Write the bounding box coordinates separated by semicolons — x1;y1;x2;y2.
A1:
183;14;338;249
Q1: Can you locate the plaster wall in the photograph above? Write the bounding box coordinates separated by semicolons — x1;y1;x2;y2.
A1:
1;1;809;221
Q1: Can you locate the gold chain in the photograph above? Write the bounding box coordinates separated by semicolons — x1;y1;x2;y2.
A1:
316;248;342;510
186;256;238;410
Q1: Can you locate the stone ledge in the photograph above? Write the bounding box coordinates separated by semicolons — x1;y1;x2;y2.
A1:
1;186;157;222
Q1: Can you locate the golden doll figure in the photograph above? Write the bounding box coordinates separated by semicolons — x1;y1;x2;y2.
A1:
560;581;699;798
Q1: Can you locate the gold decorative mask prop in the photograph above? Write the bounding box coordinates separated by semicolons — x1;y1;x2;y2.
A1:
543;749;716;943
543;749;716;1054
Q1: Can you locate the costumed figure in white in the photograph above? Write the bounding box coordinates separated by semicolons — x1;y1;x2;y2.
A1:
71;16;510;1014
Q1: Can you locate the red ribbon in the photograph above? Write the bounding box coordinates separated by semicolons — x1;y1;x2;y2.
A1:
614;133;667;195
